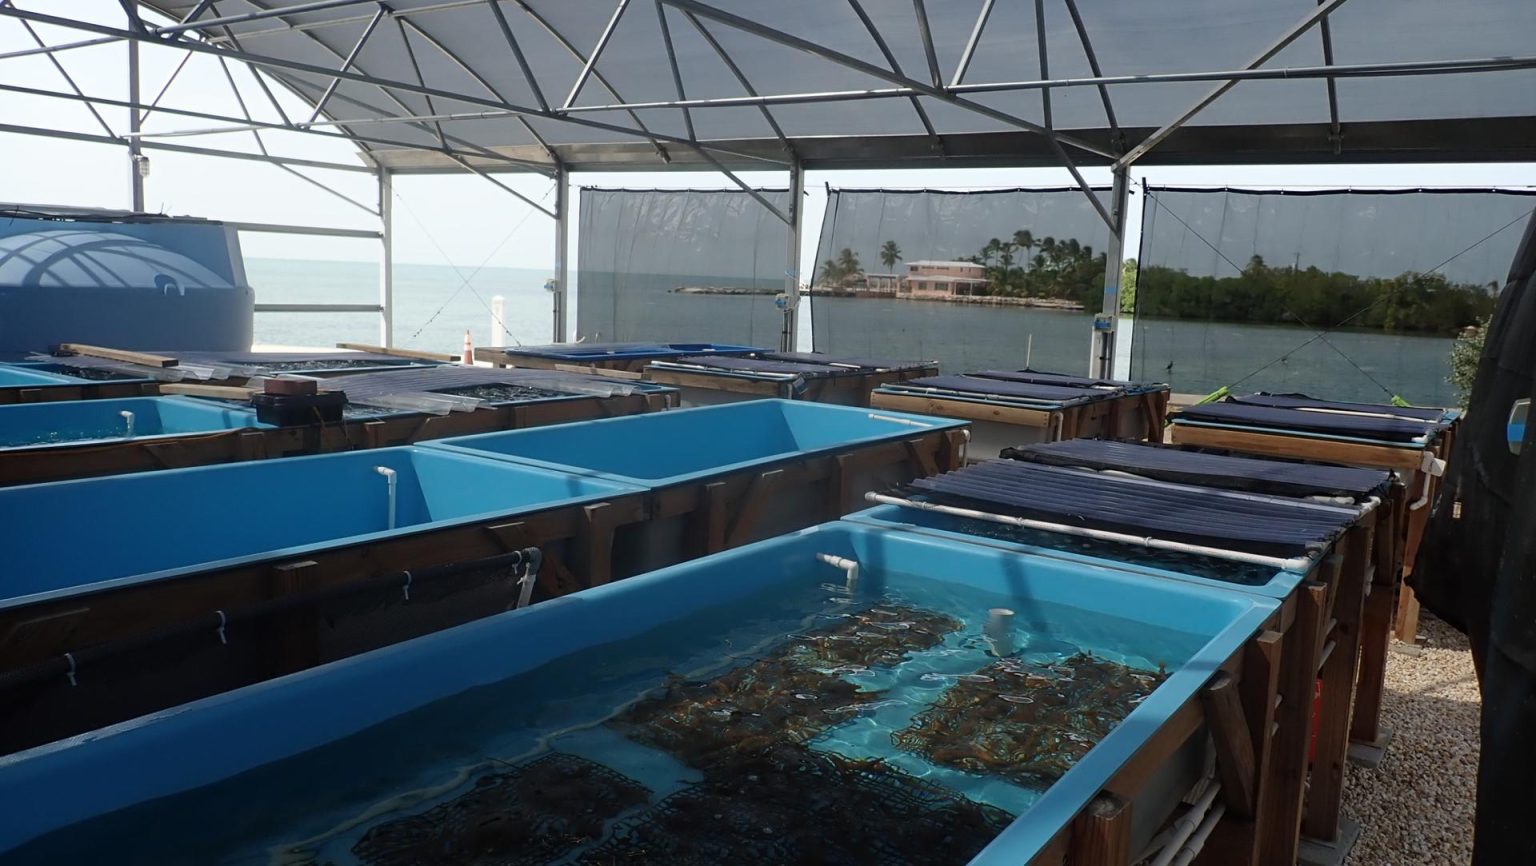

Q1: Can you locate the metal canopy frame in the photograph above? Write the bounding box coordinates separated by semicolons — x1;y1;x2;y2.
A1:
2;1;1532;365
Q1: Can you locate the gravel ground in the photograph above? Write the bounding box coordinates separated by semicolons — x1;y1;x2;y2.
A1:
1344;614;1480;866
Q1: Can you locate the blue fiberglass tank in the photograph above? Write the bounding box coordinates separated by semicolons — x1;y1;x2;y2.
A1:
0;206;253;358
0;396;262;450
0;446;634;609
0;522;1277;865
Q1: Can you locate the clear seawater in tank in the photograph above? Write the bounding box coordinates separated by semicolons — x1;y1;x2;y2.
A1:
2;570;1203;866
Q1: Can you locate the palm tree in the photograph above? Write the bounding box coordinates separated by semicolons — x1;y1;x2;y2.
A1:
836;248;862;280
1012;230;1035;267
879;240;902;271
819;259;844;286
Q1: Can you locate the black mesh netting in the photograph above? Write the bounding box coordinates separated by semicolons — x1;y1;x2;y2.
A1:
893;653;1167;788
811;187;1112;375
576;188;790;347
1133;187;1536;405
352;753;650;866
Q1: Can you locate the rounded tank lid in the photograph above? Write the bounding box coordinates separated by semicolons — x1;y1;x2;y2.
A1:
0;227;236;291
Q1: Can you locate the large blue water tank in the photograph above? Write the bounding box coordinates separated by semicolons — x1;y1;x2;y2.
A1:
0;206;254;358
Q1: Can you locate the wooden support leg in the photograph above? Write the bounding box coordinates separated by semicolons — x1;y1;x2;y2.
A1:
1204;672;1258;817
1256;581;1329;866
270;559;321;677
1352;505;1397;747
1069;794;1132;865
578;503;616;586
724;469;783;549
1303;532;1370;843
1198;629;1284;866
1394;472;1431;641
701;481;729;554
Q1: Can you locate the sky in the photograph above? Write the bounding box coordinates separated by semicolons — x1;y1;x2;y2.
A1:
3;1;1535;282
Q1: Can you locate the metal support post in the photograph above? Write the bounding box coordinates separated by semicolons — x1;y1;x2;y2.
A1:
378;168;394;347
1091;167;1129;379
553;163;570;342
127;37;144;210
782;160;804;352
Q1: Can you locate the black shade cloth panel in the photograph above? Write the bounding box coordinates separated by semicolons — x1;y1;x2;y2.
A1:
911;459;1358;557
1002;439;1391;499
1173;401;1441;444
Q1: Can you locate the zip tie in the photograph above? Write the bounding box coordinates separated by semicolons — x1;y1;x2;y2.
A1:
402;570;413;601
64;652;77;687
216;610;228;645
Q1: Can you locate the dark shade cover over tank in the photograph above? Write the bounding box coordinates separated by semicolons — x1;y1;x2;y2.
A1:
0;205;254;358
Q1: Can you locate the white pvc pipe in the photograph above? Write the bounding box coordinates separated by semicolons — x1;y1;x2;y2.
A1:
867;413;934;428
490;294;506;348
1149;782;1222;866
865;492;1314;571
118;409;135;439
984;607;1015;657
817;553;859;592
374;466;397;530
1169;802;1227;866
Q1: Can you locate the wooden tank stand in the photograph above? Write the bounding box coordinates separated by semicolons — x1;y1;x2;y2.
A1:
0;378;160;405
1167;421;1454;644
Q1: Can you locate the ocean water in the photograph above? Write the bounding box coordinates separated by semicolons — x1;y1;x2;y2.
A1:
5;570;1200;866
248;258;1462;406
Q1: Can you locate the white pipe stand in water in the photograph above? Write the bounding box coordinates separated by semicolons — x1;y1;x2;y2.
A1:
984;608;1015;657
374;466;397;530
119;409;135;439
816;553;859;592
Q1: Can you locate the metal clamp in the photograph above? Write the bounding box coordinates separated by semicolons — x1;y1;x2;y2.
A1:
514;547;543;610
216;609;228;645
64;652;78;687
401;570;413;601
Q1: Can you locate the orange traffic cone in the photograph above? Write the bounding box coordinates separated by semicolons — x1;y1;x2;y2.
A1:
461;329;475;366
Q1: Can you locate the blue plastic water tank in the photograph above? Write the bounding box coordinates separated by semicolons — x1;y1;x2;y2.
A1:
0;205;254;358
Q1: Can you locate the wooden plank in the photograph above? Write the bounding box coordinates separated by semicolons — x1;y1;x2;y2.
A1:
1067;794;1132;866
334;342;458;362
869;390;1054;428
1204;671;1258;818
56;343;178;367
643;367;784;398
159;383;257;400
904;437;939;478
578;503;616;586
724;469;784;548
1256;581;1328;866
1303;528;1371;842
1168;423;1427;471
552;363;645;381
1352;503;1397;744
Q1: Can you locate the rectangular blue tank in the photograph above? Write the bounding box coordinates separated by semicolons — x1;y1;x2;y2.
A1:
0;396;261;450
847;503;1306;599
0;365;81;387
429;398;964;487
0;446;639;609
0;522;1277;864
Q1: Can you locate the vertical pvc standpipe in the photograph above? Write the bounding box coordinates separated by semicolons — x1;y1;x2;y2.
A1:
374;466;397;530
490;295;506;348
119;410;135;439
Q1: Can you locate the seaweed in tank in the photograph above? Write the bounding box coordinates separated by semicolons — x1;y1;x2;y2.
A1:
612;603;962;765
578;743;1013;866
786;604;962;670
893;652;1168;787
350;753;649;866
612;656;886;765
